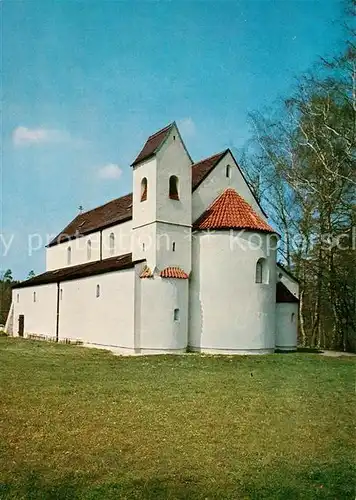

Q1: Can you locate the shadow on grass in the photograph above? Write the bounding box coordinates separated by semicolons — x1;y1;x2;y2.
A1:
1;462;355;500
274;347;323;354
297;347;323;353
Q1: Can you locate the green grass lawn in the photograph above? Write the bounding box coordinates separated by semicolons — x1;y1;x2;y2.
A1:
0;338;355;500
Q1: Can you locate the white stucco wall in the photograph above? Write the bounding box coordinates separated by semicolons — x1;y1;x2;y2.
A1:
133;222;191;273
276;303;298;351
156;223;191;273
16;125;286;357
132;125;192;272
4;302;14;335
46;232;101;271
101;220;133;260
58;269;135;348
132;223;157;269
277;266;299;298
155;125;192;226
47;220;135;272
132;158;157;229
12;284;58;338
192;151;266;223
189;230;277;353
137;276;189;353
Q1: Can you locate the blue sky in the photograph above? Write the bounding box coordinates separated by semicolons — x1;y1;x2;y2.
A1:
1;0;346;279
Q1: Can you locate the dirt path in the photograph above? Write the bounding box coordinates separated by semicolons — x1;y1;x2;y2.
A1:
320;350;356;357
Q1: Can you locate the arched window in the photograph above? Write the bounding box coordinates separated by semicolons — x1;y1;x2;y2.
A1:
17;293;19;303
109;233;115;255
141;177;148;202
87;240;92;260
226;165;231;178
60;289;63;301
256;258;268;284
142;242;145;252
172;241;176;252
169;175;179;200
67;246;72;265
33;291;36;303
96;284;100;298
255;260;263;283
291;313;295;323
174;308;180;321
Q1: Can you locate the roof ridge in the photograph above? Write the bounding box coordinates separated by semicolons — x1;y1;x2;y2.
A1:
193;187;275;233
77;149;229;219
49;151;269;248
201;186;232;206
131;123;175;166
192;149;228;167
76;192;132;217
160;266;189;279
147;122;174;140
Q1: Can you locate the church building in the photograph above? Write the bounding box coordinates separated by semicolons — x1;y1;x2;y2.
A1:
6;122;299;354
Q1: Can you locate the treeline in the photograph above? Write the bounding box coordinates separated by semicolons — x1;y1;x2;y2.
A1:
0;270;35;325
241;1;356;351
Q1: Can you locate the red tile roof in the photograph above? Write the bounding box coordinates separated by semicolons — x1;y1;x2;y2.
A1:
140;266;153;278
48;193;133;247
191;149;268;220
48;152;229;247
13;253;143;289
160;267;189;279
132;123;174;166
276;281;299;303
193;188;275;233
47;155;220;248
48;126;267;249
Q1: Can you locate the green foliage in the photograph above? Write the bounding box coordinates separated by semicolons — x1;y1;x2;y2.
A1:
2;269;13;283
0;270;34;325
0;339;355;499
242;8;356;352
0;270;14;325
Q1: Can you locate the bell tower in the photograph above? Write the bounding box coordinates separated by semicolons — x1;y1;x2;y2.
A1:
131;122;192;274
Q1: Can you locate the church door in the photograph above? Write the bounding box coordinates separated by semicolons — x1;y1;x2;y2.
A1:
18;315;24;337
